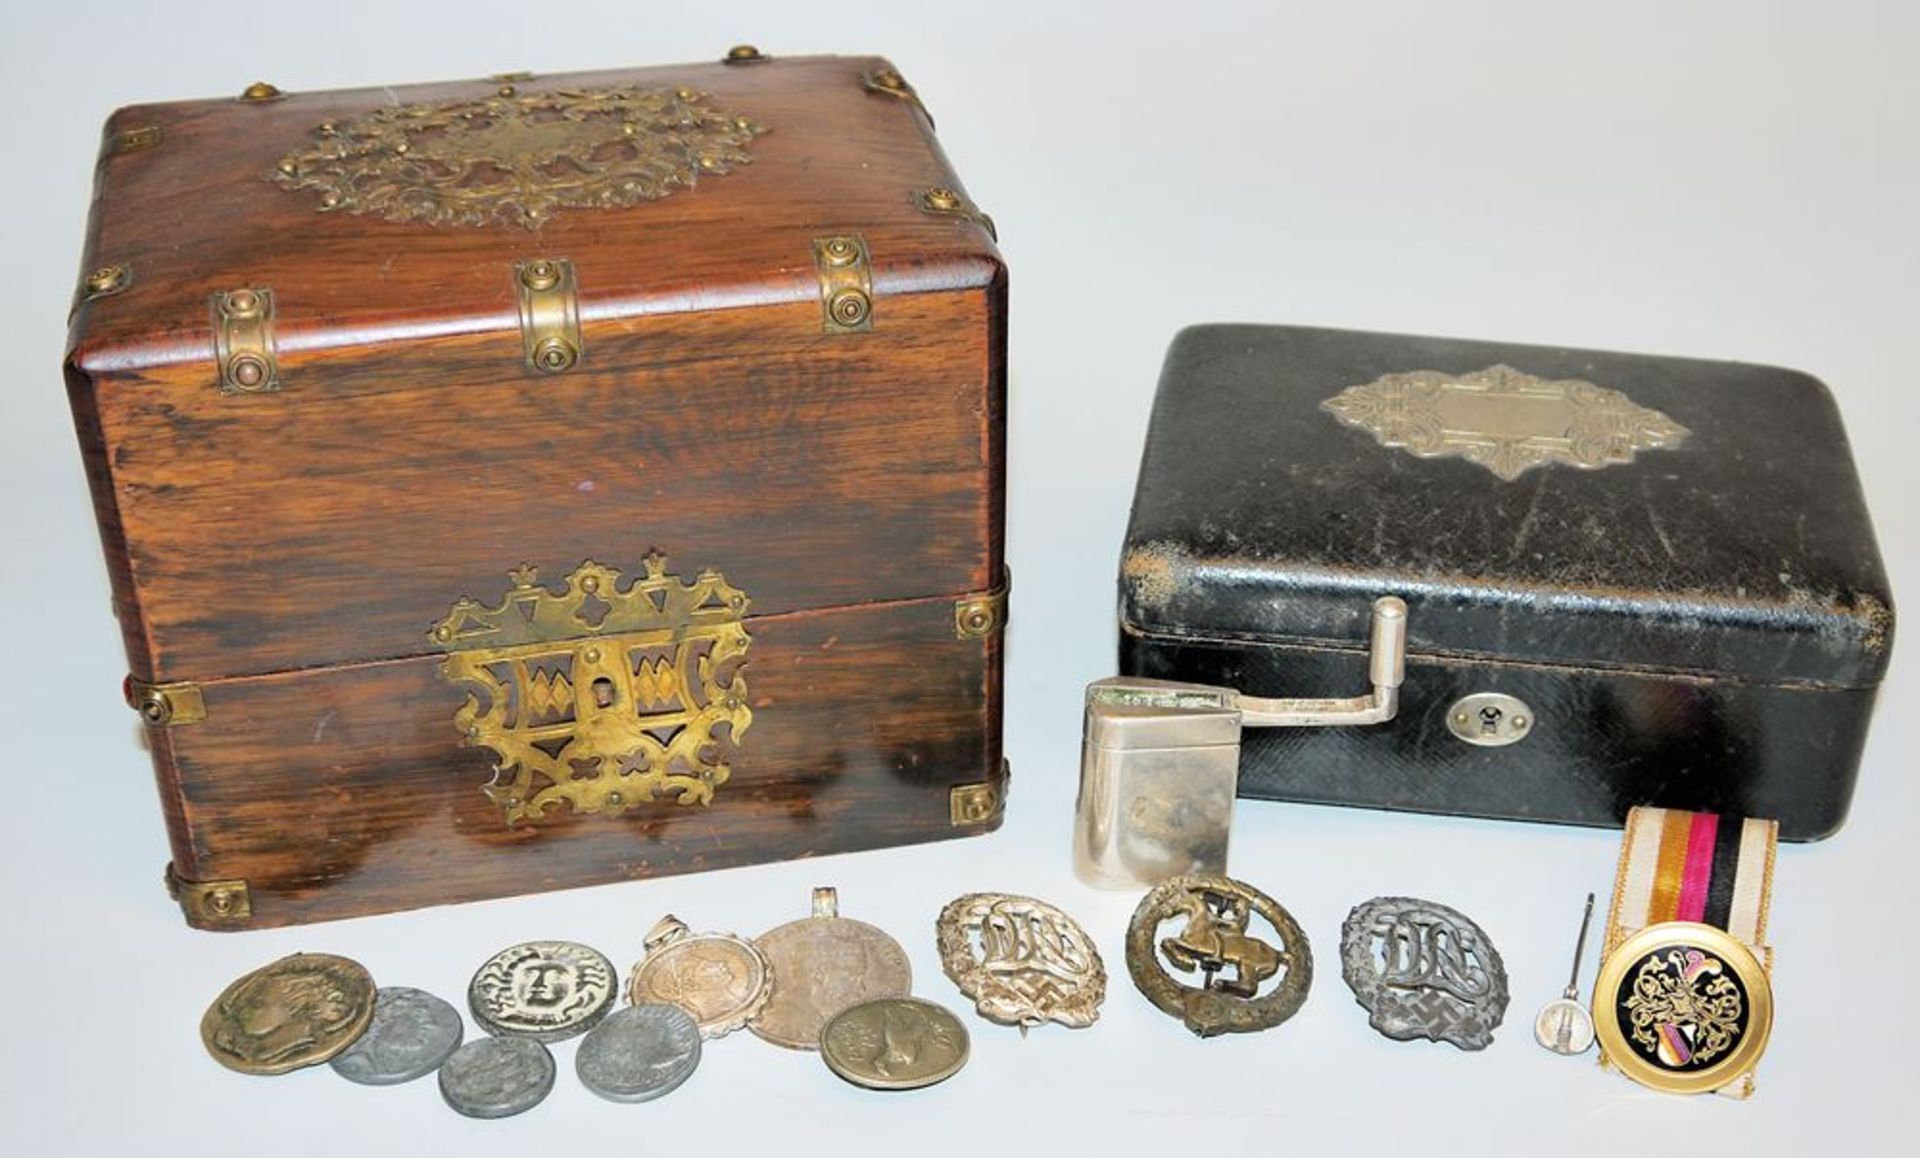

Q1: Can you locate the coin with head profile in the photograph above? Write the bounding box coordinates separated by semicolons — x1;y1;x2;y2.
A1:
438;1035;555;1119
329;987;464;1085
749;888;910;1050
200;952;376;1075
627;915;772;1039
575;1003;703;1103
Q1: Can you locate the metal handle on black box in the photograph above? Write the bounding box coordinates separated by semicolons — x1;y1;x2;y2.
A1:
1234;596;1408;727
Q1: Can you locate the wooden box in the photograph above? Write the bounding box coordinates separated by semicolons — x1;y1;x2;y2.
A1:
64;53;1008;929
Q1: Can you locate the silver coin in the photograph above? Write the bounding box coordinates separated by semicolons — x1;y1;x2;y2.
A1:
469;940;616;1043
437;1036;555;1119
1534;996;1596;1055
575;1004;702;1104
329;987;464;1085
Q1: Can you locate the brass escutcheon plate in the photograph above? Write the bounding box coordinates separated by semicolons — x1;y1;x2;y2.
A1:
429;553;752;826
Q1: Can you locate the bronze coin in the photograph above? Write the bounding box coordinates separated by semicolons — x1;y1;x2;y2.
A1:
820;998;970;1091
200;953;376;1075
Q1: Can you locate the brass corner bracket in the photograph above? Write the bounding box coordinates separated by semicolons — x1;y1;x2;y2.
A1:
917;187;997;242
813;235;873;334
212;288;279;394
950;764;1010;827
861;67;934;130
111;125;163;155
514;258;582;373
954;569;1010;639
166;863;252;926
125;676;206;727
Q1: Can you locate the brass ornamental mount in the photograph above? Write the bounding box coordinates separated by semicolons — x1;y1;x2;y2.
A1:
111;125;163;154
514;258;582;374
860;67;934;129
79;264;131;305
126;676;206;727
165;863;251;926
937;893;1105;1031
429;553;752;826
813;235;874;334
1077;596;1408;889
1321;364;1690;481
212;287;279;394
1126;874;1312;1038
270;85;762;229
918;186;997;242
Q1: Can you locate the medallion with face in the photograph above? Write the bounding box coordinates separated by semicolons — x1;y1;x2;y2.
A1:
469;941;616;1042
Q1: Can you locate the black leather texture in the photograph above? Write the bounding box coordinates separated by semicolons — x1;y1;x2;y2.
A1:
1119;324;1894;840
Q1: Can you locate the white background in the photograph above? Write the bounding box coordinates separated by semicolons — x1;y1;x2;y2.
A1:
2;2;1914;1153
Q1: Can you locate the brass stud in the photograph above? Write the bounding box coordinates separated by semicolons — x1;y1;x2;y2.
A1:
227;354;269;391
820;237;860;268
225;288;260;315
828;288;872;329
520;260;562;292
532;336;578;374
869;68;907;92
924;186;963;212
138;693;171;726
497;84;517;98
723;44;768;64
277;159;297;175
82;265;130;300
239;81;284;103
605;791;624;807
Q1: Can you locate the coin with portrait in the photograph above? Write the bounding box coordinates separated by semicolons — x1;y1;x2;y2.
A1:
627;915;772;1039
200;952;376;1075
329;986;464;1085
469;940;616;1043
749;888;910;1050
575;1004;703;1103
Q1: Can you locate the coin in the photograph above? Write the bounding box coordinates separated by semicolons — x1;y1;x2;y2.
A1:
438;1036;555;1119
469;940;616;1042
575;1004;703;1103
1535;996;1596;1055
627;915;773;1039
329;987;464;1085
200;952;376;1075
937;893;1105;1031
749;888;912;1050
821;997;970;1091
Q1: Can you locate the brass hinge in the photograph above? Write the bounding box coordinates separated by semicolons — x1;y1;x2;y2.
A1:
515;258;582;373
954;568;1011;639
813;235;873;334
950;763;1010;827
125;675;207;727
917;187;997;242
861;67;934;130
111;125;163;155
212;288;280;393
165;863;252;926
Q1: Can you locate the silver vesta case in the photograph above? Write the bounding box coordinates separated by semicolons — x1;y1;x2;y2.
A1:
1075;597;1408;888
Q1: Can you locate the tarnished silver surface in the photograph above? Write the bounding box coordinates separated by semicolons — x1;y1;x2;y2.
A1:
438;1036;555;1119
1075;598;1406;891
1340;896;1509;1050
330;987;464;1085
748;888;911;1050
469;941;616;1043
936;893;1105;1031
575;1004;703;1103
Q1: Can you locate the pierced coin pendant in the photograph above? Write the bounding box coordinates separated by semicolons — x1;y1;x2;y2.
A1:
1340;896;1509;1050
748;887;911;1050
627;915;773;1039
1125;874;1312;1037
937;893;1105;1031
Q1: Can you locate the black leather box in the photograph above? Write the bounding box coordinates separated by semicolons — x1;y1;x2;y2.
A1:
1119;325;1893;840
